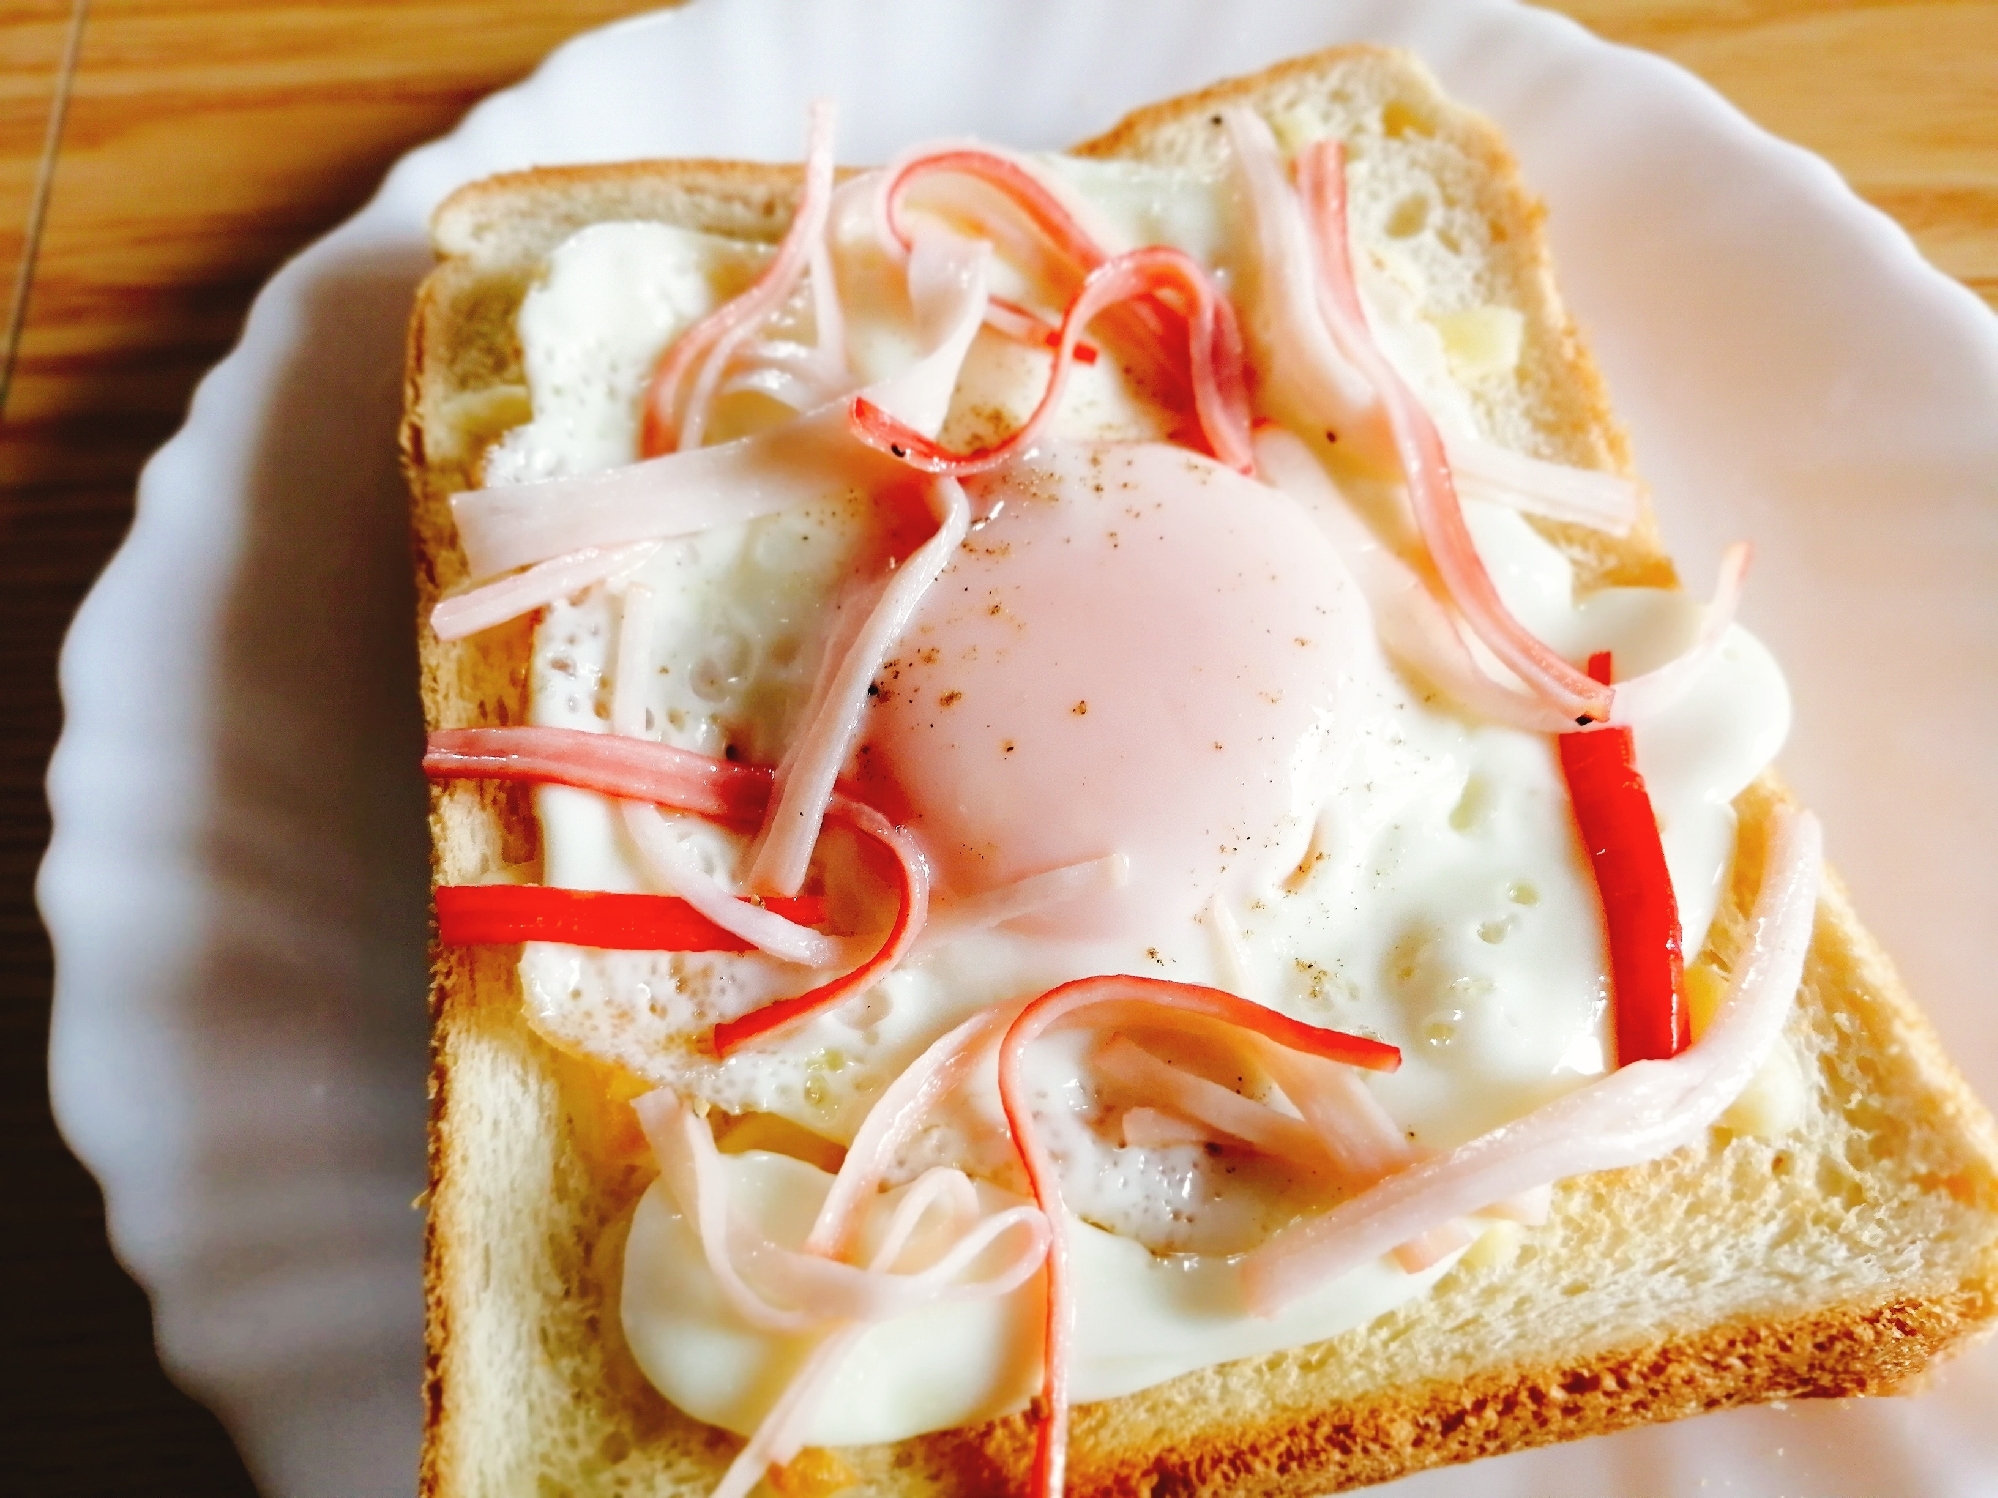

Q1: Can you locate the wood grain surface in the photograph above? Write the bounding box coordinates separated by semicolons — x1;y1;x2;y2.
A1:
1;3;1991;1493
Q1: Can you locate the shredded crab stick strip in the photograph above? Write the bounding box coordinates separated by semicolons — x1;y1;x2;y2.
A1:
449;234;989;584
1562;651;1688;1064
1109;1025;1490;1269
1092;1034;1335;1174
621;805;840;967
854;243;1256;476
879;144;1222;433
911;852;1130;957
880;144;1125;271
803;1006;1014;1259
633;1089;1048;1498
1223;111;1385;458
712;793;928;1055
1605;541;1752;727
634;1090;1048;1334
1256;428;1576;733
872;142;1115;362
1256;427;1752;732
421;726;928;1043
1290;135;1612;725
996;976;1400;1498
609;587;836;965
1447;434;1642;536
433;884;824;951
1225;110;1640;539
640;100;840;457
745;476;971;897
428;541;661;642
1242;806;1822;1314
1120;1107;1214;1149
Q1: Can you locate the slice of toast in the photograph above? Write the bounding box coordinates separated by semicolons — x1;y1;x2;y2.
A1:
402;45;1998;1497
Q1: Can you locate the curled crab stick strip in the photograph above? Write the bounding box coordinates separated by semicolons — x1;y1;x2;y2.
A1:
1293;136;1612;725
641;100;840;457
996;976;1399;1498
880;145;1123;267
634;1090;1047;1335
1242;805;1821;1314
852;244;1256;476
1256;428;1753;732
1227;116;1639;537
712;795;928;1056
421;727;928;1043
745;476;970;898
1605;541;1752;726
428;540;661;642
450;233;988;584
1255;427;1575;733
803;1006;1014;1260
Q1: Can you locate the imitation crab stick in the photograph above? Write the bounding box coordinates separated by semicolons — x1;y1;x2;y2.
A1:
641;100;841;456
1242;806;1820;1313
422;726;928;1051
995;976;1399;1498
852;244;1255;476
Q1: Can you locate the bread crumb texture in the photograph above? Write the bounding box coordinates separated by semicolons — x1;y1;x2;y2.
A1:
404;45;1998;1497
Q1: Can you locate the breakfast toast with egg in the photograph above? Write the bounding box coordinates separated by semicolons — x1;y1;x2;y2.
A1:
403;44;1998;1498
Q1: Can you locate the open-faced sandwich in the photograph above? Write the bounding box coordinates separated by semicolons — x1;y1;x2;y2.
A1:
401;45;1998;1498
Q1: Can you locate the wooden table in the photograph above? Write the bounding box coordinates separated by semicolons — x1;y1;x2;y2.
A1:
1;3;1991;1492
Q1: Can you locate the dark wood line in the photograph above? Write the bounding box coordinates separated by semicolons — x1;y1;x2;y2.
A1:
0;0;89;423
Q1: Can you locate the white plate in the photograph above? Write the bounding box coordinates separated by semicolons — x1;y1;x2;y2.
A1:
41;1;1998;1494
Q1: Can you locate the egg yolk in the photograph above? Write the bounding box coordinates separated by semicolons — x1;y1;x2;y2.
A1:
858;441;1364;940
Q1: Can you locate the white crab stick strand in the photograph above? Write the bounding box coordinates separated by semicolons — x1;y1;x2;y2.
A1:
609;583;655;739
1446;433;1642;536
710;1326;867;1498
1120;1107;1215;1149
911;853;1131;957
1242;806;1821;1314
1222;110;1386;460
1292;131;1616;724
803;1005;1016;1258
427;541;661;642
746;475;971;897
607;585;837;967
1256;428;1576;733
712;1168;990;1498
1257;428;1749;732
1607;541;1753;726
621;804;839;966
1093;1034;1332;1172
449;234;990;584
633;1089;1048;1333
671;100;839;454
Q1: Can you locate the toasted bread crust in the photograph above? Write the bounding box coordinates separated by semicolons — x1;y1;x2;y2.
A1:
404;45;1998;1497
